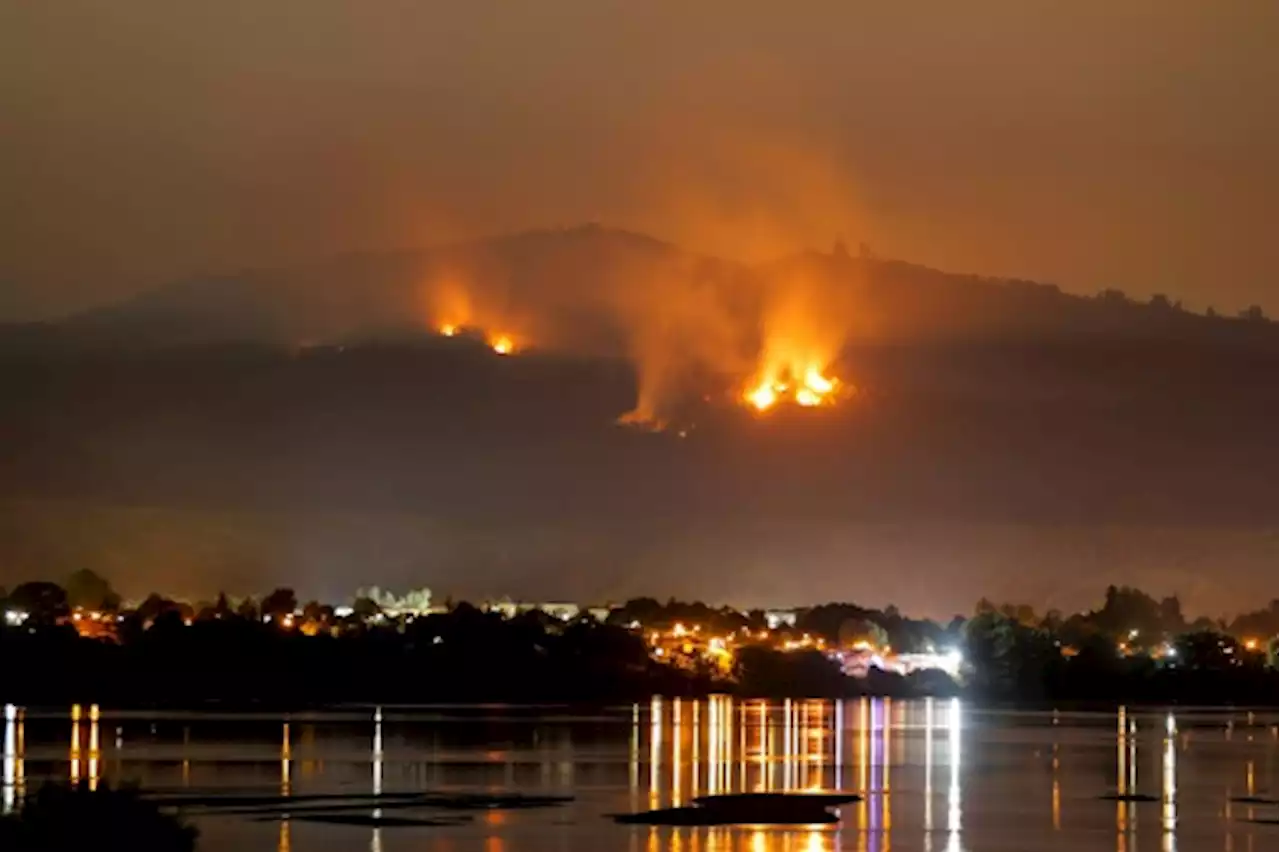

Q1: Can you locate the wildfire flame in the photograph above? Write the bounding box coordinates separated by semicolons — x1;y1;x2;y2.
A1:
439;323;458;337
490;334;515;355
745;365;839;412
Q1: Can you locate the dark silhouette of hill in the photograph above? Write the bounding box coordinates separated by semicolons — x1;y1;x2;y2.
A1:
40;226;715;354
2;224;1270;355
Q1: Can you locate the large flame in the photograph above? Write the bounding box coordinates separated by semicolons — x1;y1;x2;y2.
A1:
742;274;848;413
745;365;840;412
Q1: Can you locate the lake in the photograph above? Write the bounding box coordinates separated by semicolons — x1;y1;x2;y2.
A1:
2;698;1275;851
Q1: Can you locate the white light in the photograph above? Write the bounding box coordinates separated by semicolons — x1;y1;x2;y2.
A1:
333;606;353;618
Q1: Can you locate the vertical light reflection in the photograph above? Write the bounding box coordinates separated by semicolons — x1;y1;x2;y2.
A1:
70;704;81;784
14;711;23;807
858;697;870;844
281;722;292;794
87;704;100;791
1115;707;1137;852
923;698;934;833
1162;713;1177;845
181;723;190;788
1117;707;1127;796
946;698;961;839
868;699;884;846
673;698;683;805
835;700;844;792
276;720;293;852
650;697;662;810
1127;717;1136;795
1051;710;1061;831
783;698;794;791
723;697;734;793
692;699;701;801
707;697;719;797
371;707;383;852
2;705;16;814
630;704;640;810
1051;749;1060;831
882;698;892;805
811;701;825;791
758;701;769;792
858;699;869;792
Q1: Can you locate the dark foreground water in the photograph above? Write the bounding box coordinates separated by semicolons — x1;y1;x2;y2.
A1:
2;698;1276;851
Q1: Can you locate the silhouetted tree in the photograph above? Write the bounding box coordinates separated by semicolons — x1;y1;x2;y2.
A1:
235;597;258;621
1175;631;1239;671
1158;595;1185;635
352;596;382;620
838;618;888;649
135;593;179;626
64;569;120;612
8;582;70;626
260;588;297;621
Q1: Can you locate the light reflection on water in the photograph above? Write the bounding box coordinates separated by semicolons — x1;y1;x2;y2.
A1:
0;699;1275;851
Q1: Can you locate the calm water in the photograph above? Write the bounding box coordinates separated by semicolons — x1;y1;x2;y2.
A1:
2;698;1276;851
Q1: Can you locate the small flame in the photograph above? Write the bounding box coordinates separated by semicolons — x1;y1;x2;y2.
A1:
795;388;822;407
490;334;514;355
439;323;458;337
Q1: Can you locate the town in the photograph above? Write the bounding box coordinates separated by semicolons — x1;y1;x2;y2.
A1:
1;572;1275;707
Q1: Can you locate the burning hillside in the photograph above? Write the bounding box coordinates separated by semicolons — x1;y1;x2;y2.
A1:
745;366;845;412
416;236;861;429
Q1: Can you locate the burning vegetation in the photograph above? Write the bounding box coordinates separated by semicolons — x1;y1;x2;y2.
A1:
419;255;857;428
745;365;841;412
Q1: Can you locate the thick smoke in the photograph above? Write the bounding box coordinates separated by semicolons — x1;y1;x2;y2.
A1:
411;115;871;423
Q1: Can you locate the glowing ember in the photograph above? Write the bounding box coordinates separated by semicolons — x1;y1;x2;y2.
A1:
439;323;458;337
490;334;514;355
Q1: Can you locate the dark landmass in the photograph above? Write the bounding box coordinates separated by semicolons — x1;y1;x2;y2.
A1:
0;782;198;852
0;577;1274;707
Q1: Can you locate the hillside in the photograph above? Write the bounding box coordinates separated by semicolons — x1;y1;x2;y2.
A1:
0;226;1273;611
1;225;1267;356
